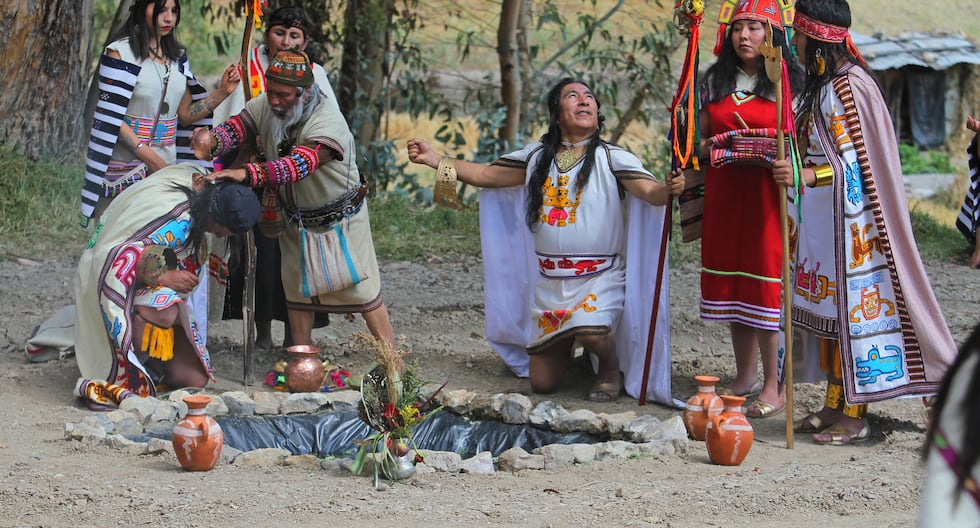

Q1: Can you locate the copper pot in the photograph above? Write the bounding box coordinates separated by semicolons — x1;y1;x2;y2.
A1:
284;345;325;393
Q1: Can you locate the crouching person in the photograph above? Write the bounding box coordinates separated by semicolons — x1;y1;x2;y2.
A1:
74;163;260;409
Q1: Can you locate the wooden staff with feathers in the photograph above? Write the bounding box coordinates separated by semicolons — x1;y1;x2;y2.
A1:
238;0;268;385
759;19;795;448
639;0;704;405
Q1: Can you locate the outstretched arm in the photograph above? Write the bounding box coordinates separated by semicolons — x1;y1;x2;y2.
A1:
407;138;525;188
621;169;685;206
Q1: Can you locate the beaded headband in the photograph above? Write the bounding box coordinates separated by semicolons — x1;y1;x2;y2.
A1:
793;12;849;43
268;17;307;35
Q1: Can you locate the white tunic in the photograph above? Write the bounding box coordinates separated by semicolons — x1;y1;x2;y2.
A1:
480;142;677;405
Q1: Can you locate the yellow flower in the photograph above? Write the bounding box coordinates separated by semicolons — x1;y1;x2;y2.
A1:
399;404;422;427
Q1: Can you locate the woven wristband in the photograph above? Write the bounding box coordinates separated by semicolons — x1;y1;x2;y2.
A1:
434;156;465;210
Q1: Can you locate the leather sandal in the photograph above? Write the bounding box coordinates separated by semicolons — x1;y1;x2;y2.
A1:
745;398;785;418
812;422;871;446
793;412;830;433
717;380;763;397
587;380;621;402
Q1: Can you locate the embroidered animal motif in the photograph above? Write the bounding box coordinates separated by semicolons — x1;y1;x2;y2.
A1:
855;344;904;385
845;161;863;205
537;294;597;337
849;222;882;269
103;312;122;345
540;175;581;226
848;284;896;322
795;258;820;294
571;259;606;275
828;113;851;151
150;218;191;248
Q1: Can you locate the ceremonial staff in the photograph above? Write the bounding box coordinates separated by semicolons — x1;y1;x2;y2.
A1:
759;19;795;448
239;0;267;386
639;0;704;405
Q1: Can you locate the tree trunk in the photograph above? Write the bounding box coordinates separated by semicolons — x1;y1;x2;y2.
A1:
337;0;393;142
517;0;533;128
335;0;396;191
0;1;93;160
609;83;650;144
497;0;522;146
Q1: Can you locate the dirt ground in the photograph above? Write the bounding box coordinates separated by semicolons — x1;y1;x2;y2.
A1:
0;249;974;528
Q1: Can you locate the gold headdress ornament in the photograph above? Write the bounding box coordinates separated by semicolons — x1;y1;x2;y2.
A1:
713;0;795;56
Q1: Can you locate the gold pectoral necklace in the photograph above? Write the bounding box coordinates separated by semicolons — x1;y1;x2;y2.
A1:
556;138;590;173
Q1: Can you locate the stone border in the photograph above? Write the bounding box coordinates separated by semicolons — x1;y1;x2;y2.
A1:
64;387;689;476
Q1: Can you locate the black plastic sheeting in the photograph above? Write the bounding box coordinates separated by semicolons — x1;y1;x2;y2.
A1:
212;409;598;458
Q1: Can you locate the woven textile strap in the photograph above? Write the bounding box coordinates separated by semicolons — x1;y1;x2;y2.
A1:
283;183;368;229
933;426;980;510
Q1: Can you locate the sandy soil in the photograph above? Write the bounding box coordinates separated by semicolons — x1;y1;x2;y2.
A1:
0;251;974;528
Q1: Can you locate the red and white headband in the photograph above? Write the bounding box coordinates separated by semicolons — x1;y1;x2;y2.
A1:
793;12;849;43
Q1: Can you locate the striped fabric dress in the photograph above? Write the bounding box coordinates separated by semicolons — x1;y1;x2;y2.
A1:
955;133;979;243
81;37;211;222
699;90;783;331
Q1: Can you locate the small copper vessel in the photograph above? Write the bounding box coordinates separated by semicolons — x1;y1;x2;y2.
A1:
284;345;325;393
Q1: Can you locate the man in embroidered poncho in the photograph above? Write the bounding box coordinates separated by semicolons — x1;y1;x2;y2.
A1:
772;0;956;445
191;50;396;352
74;164;260;409
407;78;684;404
210;6;337;349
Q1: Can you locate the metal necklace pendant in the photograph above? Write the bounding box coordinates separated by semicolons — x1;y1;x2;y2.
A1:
555;147;578;173
555;138;590;172
155;61;171;115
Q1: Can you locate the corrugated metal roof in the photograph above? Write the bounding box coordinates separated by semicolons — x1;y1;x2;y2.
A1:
851;32;980;70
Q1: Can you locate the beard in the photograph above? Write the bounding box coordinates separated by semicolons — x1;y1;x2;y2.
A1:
268;88;320;155
269;99;306;151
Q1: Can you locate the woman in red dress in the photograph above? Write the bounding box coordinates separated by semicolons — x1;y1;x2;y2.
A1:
697;0;804;417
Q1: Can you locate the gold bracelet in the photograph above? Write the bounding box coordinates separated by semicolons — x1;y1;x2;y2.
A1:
811;164;834;187
434;156;465;210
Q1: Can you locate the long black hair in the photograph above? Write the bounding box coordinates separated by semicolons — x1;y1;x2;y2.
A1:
702;22;804;103
924;321;980;505
108;0;184;62
793;0;879;130
525;77;605;231
177;182;242;269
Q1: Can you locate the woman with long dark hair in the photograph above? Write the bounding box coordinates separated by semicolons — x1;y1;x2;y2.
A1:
696;0;804;418
81;0;241;224
772;0;955;445
74;164;259;409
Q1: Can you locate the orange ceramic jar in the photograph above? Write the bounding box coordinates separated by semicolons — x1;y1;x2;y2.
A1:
683;375;725;441
705;395;754;466
171;395;223;471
